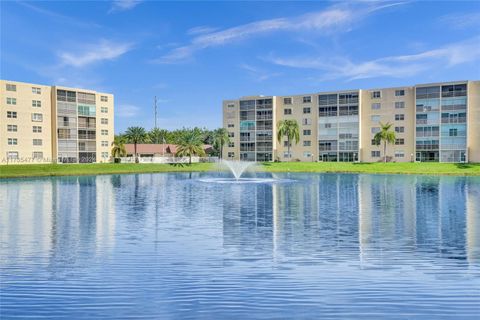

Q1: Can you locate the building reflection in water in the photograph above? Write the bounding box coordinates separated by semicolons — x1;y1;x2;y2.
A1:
221;173;479;268
0;175;116;270
466;179;480;265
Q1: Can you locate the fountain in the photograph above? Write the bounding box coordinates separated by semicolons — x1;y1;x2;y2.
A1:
198;160;289;184
221;160;256;180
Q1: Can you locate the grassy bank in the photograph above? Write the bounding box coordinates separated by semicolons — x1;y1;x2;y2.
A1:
261;162;480;176
0;163;215;179
1;162;479;179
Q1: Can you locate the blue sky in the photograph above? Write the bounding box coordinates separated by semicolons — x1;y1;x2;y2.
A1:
1;1;479;133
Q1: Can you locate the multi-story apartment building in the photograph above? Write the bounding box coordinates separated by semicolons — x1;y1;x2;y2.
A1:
1;80;114;164
223;80;480;163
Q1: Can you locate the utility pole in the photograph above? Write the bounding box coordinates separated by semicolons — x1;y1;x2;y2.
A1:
154;96;158;129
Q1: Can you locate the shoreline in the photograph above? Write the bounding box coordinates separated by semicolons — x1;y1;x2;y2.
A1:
1;162;479;179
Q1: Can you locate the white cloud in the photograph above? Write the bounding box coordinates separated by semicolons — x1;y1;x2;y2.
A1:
240;64;281;81
439;12;480;29
109;0;142;13
155;2;405;64
116;104;141;118
58;40;133;67
266;37;480;81
187;26;219;36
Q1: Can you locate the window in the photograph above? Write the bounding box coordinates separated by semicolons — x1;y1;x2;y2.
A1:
8;138;18;145
101;129;108;136
32;113;43;122
7;111;17;118
101;152;109;158
283;97;292;105
283;141;289;147
395;90;405;96
372;91;381;98
32;100;41;107
304;151;312;158
395;101;405;109
371;127;380;134
228;142;234;147
395;151;405;158
371;103;381;110
371;139;377;146
303;96;311;103
7;125;17;132
101;107;108;113
449;128;458;136
395;126;404;133
101;118;108;125
33;139;43;146
227;124;234;128
100;95;108;102
6;97;16;105
324;123;332;128
101;141;109;147
303;140;311;147
284;108;292;115
33;152;43;159
7;151;18;159
6;83;16;91
32;87;41;94
395;114;405;121
303;129;311;136
227;103;235;108
371;115;380;122
227;152;235;158
371;151;380;157
283;151;291;158
395;138;405;145
33;126;42;133
302;118;312;125
228;132;234;138
303;107;311;114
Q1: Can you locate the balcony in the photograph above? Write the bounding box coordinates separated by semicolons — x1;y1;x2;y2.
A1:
441;117;466;124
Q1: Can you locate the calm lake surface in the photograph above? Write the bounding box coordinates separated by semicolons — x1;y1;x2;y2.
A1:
1;172;480;319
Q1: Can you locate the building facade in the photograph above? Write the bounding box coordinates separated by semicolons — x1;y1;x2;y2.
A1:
1;80;114;164
223;80;480;163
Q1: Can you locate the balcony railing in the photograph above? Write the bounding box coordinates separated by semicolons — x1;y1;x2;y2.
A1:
319;111;338;117
416;119;439;125
441;117;466;124
416;144;439;150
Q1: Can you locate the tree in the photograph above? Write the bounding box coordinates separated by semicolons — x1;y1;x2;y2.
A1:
148;128;169;144
175;129;206;164
374;122;396;163
277;120;300;161
124;126;147;163
111;135;127;160
213;128;230;159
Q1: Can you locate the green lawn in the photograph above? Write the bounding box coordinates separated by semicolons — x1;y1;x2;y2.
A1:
261;162;480;176
0;163;215;179
1;162;479;179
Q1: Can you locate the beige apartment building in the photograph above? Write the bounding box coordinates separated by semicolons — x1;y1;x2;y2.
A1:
223;80;480;163
1;80;114;164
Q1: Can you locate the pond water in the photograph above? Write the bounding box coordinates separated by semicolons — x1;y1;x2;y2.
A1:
1;172;480;319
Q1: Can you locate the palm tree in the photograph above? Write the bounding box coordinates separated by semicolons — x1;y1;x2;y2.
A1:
148;128;169;144
175;130;206;164
124;126;147;163
277;119;300;161
213;128;230;159
111;135;127;162
374;122;396;163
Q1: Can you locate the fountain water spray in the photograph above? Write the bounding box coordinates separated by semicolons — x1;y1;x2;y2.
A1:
220;160;256;180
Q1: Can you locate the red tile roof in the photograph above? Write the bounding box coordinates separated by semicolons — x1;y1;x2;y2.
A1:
125;144;212;155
